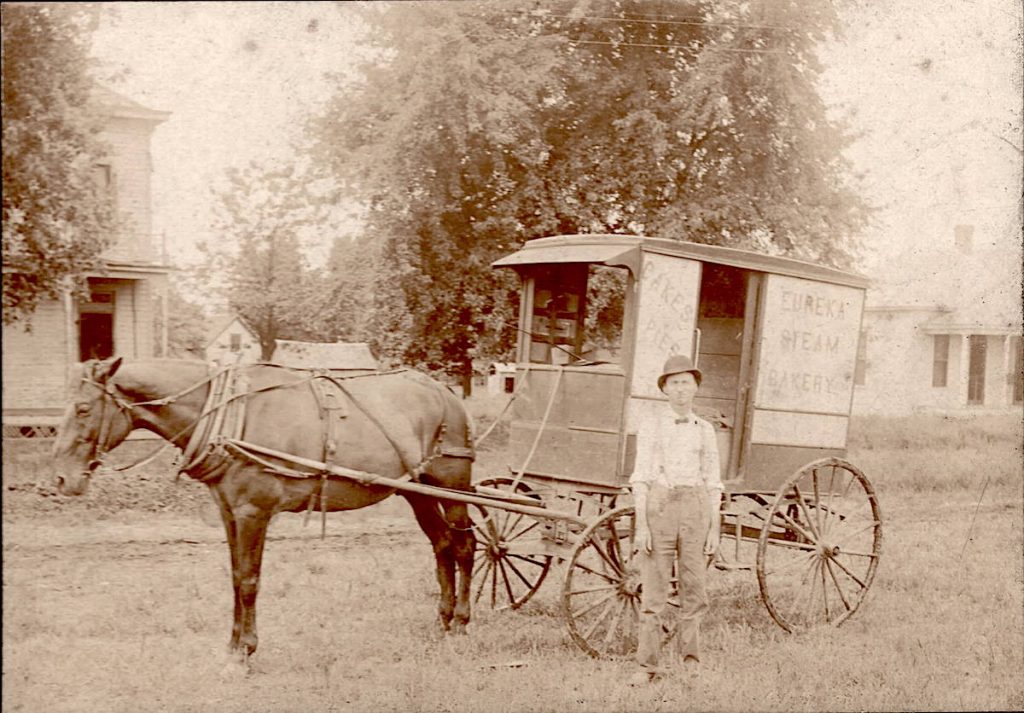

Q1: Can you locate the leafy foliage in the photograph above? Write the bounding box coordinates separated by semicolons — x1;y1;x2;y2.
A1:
311;0;870;378
154;281;208;358
2;4;116;325
201;162;326;359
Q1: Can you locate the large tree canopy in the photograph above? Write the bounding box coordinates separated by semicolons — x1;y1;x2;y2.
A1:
311;0;869;380
2;4;115;325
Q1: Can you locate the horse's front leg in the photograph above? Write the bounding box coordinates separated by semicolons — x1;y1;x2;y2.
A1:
210;486;244;653
233;502;272;657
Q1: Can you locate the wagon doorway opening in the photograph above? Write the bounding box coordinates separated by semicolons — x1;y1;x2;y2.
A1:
695;264;758;480
526;263;628;366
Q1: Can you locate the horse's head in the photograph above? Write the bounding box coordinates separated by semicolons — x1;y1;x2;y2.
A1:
53;357;135;495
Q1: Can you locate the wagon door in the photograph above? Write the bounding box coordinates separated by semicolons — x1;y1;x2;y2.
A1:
741;274;865;489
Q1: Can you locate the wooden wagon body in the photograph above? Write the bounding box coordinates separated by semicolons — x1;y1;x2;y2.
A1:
491;234;868;492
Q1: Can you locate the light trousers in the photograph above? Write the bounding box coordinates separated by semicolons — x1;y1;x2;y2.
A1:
636;484;709;671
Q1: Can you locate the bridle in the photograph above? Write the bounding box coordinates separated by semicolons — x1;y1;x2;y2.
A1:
75;377;135;474
73;369;218;476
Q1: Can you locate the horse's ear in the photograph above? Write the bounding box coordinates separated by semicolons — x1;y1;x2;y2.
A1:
95;357;123;384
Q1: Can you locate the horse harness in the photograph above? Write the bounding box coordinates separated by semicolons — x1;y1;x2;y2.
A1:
81;362;472;536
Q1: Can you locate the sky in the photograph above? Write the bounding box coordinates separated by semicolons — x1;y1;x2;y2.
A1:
87;1;1023;320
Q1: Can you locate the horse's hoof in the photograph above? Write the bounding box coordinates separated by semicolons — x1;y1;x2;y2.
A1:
219;654;251;680
448;620;469;636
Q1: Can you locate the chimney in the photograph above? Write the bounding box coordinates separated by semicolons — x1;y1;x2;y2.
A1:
954;224;974;254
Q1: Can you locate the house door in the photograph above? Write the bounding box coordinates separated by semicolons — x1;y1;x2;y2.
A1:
79;288;115;361
967;335;987;405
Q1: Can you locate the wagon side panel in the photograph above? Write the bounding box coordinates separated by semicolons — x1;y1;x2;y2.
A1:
741;274;866;489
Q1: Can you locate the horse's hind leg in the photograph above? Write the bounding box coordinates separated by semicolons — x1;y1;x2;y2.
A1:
404;493;458;630
440;499;475;632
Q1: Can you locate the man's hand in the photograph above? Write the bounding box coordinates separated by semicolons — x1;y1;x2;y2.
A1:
634;526;653;555
703;528;720;557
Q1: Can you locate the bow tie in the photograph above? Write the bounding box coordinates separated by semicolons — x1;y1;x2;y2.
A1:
675;417;694;425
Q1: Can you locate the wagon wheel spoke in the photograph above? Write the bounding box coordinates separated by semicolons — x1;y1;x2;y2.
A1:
602;596;630;649
811;468;824;536
585;533;626;578
827;553;867;588
571;589;619;622
764;550;815;577
570;560;621;584
771;507;817;544
790;483;821;541
472;557;495;605
505;518;541;542
825;559;853;611
820;558;831;623
503;555;545;590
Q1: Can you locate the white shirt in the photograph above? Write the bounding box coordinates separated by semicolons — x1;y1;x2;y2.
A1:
629;410;723;493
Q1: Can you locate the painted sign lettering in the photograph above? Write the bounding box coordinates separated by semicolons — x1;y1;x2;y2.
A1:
630;253;700;400
754;275;864;415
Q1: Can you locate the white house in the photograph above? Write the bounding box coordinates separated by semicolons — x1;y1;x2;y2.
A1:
205;315;261;367
853;225;1023;415
2;86;171;437
486;362;516;395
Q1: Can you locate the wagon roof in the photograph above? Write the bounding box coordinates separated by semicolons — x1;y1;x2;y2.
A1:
492;234;869;289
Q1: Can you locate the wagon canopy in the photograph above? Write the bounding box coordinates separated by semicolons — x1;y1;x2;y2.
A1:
492;234;869;289
491;236;641;274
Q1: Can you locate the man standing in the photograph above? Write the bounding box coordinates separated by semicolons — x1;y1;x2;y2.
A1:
629;354;723;685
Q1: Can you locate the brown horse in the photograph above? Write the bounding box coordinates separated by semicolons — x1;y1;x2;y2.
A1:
52;357;476;662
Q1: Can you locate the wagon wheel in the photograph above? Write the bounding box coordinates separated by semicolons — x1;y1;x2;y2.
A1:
756;458;882;632
562;506;663;658
470;477;552;611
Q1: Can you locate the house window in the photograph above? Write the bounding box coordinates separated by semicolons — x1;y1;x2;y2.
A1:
1013;335;1023;405
932;335;950;387
967;335;987;405
229;333;242;352
503;376;515;393
854;329;867;386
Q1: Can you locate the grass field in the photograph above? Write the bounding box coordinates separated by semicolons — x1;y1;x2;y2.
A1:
2;406;1022;712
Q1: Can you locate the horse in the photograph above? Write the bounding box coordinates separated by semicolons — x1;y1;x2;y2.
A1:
52;356;477;664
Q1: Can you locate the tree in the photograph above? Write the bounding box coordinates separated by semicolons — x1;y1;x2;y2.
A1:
311;0;870;382
2;4;116;325
154;281;208;358
200;161;325;360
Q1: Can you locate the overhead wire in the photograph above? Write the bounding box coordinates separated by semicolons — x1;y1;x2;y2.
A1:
523;11;798;33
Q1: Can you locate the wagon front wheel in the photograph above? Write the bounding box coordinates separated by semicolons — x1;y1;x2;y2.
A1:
756;458;883;632
561;506;643;658
470;477;552;611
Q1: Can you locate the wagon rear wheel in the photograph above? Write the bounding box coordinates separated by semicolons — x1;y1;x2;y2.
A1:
756;458;882;632
470;477;552;611
561;506;648;658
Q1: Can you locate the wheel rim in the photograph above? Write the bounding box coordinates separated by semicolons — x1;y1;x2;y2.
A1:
561;506;643;658
470;478;552;611
756;458;883;632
